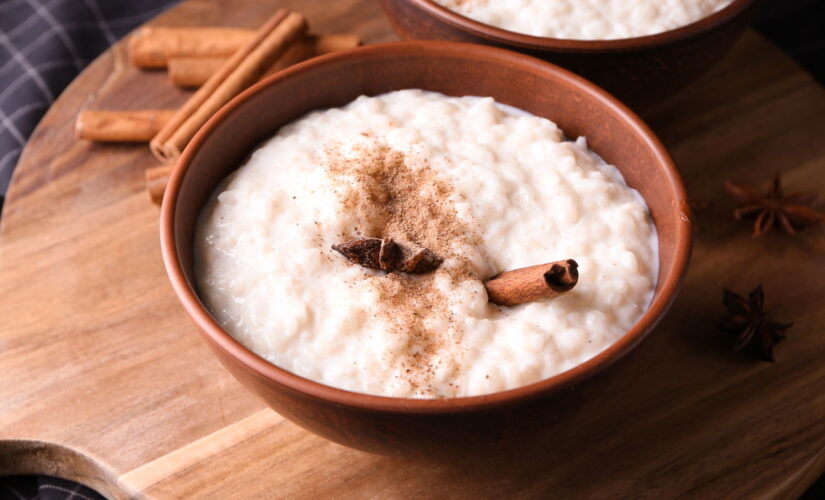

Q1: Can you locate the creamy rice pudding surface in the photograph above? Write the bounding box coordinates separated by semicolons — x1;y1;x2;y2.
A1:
195;90;658;398
434;0;735;40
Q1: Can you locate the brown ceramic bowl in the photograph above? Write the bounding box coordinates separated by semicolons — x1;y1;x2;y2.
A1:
380;0;762;108
161;41;692;459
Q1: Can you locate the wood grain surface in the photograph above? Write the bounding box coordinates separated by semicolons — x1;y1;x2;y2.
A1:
1;0;823;498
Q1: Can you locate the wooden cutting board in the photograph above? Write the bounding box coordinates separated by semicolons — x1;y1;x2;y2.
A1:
1;1;823;498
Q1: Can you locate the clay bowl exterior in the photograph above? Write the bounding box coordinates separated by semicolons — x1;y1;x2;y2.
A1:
380;0;762;108
161;42;692;459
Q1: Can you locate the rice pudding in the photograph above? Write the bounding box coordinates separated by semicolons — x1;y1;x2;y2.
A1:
433;0;735;40
195;89;658;398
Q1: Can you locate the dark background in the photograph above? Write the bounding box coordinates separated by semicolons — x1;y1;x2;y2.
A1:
757;0;825;83
1;0;824;499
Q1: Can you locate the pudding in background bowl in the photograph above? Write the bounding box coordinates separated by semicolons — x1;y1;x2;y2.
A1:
380;0;763;108
161;42;691;458
434;0;736;40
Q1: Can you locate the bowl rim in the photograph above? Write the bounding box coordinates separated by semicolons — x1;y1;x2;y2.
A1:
160;41;692;415
409;0;758;52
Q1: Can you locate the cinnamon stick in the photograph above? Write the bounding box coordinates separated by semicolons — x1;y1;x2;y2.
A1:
260;36;317;76
75;110;175;142
146;165;173;205
128;26;255;68
150;10;307;164
167;34;360;88
311;33;361;55
167;57;227;88
167;38;312;88
484;259;579;306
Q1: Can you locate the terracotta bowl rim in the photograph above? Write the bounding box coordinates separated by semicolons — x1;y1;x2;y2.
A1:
160;41;692;415
409;0;759;52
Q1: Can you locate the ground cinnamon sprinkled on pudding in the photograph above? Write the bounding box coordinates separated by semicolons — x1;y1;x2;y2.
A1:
326;144;479;254
325;144;481;393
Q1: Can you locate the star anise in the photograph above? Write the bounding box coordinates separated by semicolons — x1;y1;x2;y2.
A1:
719;285;793;361
724;173;823;237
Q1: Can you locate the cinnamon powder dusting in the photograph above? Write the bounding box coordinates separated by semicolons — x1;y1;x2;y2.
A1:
325;143;482;396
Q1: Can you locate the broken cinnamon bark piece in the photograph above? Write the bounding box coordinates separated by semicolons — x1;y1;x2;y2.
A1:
397;243;442;273
332;237;387;270
331;237;442;274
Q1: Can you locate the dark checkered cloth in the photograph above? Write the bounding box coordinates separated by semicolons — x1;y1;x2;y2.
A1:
1;475;105;500
0;0;180;199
